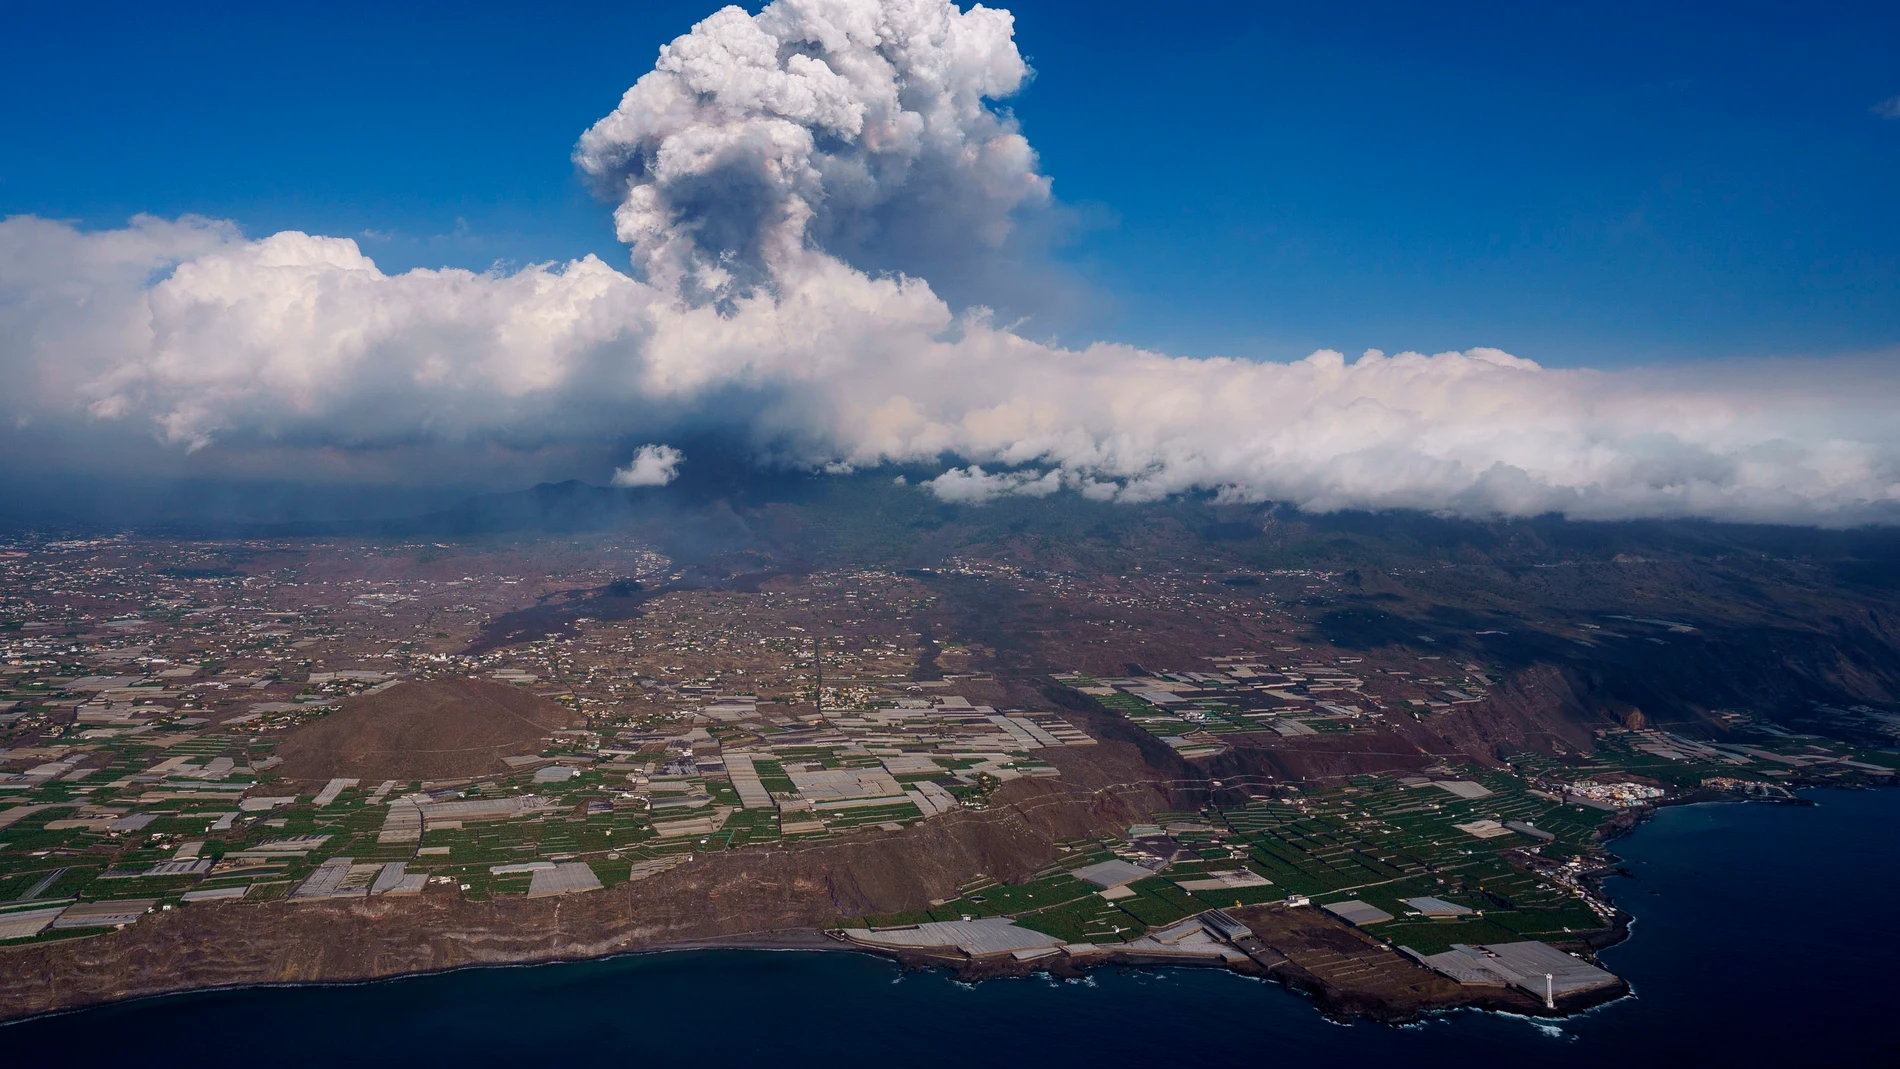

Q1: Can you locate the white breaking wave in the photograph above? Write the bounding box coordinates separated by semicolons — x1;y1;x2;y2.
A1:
1;0;1896;524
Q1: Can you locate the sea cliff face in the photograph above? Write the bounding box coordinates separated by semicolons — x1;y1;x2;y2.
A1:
0;775;1141;1021
0;767;1629;1025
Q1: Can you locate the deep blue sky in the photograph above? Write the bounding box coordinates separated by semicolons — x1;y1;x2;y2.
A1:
4;0;1896;366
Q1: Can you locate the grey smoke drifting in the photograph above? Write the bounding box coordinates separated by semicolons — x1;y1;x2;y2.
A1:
1;0;1897;524
574;0;1048;305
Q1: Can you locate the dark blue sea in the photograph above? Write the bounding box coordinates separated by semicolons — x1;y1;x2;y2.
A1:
6;788;1894;1064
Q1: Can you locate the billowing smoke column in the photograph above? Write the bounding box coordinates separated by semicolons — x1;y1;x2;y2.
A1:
573;0;1047;302
1;0;1897;525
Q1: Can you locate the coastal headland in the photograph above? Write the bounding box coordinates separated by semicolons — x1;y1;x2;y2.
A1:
4;524;1895;1024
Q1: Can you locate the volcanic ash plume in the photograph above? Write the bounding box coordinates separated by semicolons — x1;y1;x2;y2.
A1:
574;0;1048;302
1;0;1897;524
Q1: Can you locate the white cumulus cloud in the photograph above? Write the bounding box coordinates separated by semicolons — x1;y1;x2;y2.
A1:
612;444;685;487
927;464;1062;504
2;0;1898;527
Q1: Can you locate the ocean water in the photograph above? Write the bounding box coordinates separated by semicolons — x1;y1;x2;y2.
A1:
5;788;1894;1064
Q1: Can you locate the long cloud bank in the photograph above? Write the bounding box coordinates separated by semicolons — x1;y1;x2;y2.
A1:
3;0;1897;525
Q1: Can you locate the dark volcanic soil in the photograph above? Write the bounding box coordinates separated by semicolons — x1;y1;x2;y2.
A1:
272;678;584;781
463;563;808;655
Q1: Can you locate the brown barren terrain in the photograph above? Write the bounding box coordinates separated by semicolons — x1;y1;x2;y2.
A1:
273;678;585;781
0;776;1135;1021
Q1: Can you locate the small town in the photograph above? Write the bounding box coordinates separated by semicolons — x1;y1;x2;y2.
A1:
5;534;1892;1016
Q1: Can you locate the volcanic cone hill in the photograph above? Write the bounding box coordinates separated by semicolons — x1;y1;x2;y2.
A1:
272;678;584;781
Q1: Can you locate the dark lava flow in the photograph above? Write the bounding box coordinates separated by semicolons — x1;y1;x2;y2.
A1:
463;562;807;655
